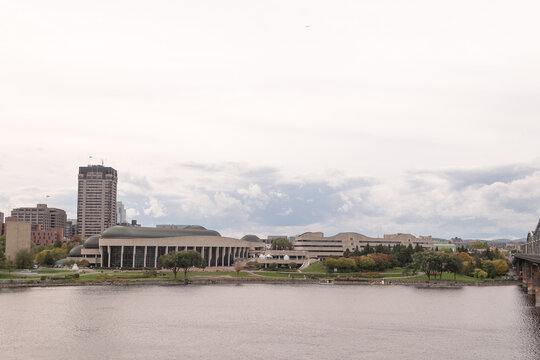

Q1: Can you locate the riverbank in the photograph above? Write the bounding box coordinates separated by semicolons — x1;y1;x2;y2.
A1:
0;276;519;289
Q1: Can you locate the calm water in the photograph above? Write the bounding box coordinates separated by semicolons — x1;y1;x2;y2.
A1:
1;284;539;360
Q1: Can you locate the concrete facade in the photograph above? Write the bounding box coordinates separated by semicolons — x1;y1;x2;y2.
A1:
10;204;66;231
70;226;258;269
294;232;434;258
99;236;253;268
5;219;31;260
77;165;118;239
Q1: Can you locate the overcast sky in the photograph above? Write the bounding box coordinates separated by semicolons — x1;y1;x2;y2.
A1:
1;1;540;239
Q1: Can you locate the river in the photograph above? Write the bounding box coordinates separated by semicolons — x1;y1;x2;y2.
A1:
0;284;538;359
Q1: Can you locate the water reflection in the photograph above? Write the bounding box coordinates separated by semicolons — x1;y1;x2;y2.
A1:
0;285;539;360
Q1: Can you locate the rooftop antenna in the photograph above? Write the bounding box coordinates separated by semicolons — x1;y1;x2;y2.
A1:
101;158;105;166
88;155;93;166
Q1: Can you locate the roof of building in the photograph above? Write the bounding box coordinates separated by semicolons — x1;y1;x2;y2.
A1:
55;258;70;265
69;245;84;257
83;235;100;249
101;226;221;239
241;234;262;242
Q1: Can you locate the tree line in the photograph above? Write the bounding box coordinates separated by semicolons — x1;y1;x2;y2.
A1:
324;242;510;280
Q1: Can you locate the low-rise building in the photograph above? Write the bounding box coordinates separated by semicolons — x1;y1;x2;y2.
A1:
31;224;64;246
293;232;434;258
70;225;261;268
256;250;308;268
5;218;31;260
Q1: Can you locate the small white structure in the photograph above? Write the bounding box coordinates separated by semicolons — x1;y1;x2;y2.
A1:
283;255;290;261
71;263;79;271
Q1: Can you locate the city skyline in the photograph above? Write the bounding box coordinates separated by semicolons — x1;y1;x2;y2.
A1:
1;1;540;239
0;159;538;240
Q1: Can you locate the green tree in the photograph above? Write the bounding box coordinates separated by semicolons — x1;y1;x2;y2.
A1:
271;238;293;250
493;259;509;276
470;241;488;250
414;244;424;253
482;260;497;278
44;252;55;266
15;249;34;269
0;234;6;257
412;251;441;280
352;246;361;257
473;268;487;280
362;243;372;255
50;248;68;262
446;253;464;280
0;235;5;267
159;250;206;284
343;248;352;258
356;255;376;271
485;247;494;260
396;244;414;267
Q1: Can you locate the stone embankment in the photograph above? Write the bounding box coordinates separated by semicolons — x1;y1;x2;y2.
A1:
0;277;519;288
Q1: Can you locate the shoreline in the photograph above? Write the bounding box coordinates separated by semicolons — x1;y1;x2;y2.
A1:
0;277;519;289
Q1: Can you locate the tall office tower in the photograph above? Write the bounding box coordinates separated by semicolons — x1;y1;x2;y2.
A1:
77;165;117;239
65;218;77;239
11;204;66;231
116;201;126;224
0;212;4;235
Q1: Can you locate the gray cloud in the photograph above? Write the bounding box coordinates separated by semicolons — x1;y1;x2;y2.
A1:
426;163;540;189
113;160;540;239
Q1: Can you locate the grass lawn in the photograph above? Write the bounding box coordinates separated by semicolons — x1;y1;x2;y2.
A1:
162;271;252;280
36;269;74;274
301;262;326;273
75;270;253;282
254;272;307;278
0;273;22;279
380;269;405;274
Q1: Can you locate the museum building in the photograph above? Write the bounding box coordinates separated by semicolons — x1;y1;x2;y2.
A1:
69;225;263;268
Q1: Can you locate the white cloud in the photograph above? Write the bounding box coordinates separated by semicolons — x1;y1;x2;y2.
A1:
1;2;539;239
126;208;140;218
143;198;166;218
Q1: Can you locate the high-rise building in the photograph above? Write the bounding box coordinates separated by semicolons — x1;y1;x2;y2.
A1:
77;165;117;239
116;201;126;224
10;204;66;231
65;218;77;239
0;212;4;235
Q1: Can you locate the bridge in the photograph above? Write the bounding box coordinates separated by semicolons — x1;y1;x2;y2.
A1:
513;219;540;309
514;254;540;309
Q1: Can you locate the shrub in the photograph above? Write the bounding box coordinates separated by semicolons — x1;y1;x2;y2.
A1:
472;268;487;280
362;272;381;278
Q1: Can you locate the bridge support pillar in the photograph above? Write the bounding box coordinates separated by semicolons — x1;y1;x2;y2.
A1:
531;264;539;296
535;269;540;311
523;262;531;291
